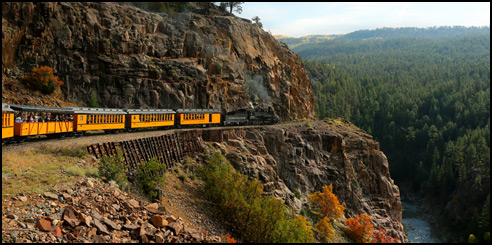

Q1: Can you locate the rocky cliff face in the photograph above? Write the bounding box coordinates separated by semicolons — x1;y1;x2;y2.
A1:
2;2;314;120
201;120;407;242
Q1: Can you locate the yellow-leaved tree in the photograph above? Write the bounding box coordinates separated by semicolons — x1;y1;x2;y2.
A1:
308;184;346;241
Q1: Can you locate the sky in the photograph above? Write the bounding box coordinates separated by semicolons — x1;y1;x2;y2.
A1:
235;2;490;37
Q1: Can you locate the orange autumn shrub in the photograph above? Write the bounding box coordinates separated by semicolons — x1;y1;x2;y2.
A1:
222;234;237;243
23;66;63;94
371;227;400;243
344;213;374;243
308;184;345;220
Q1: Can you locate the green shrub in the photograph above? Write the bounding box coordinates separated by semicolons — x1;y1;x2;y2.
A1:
293;188;301;199
198;151;315;243
135;157;167;201
98;148;128;191
89;92;99;108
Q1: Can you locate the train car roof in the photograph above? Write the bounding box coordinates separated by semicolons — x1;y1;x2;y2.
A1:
9;104;74;114
176;109;222;114
63;107;127;114
125;108;175;114
2;103;14;112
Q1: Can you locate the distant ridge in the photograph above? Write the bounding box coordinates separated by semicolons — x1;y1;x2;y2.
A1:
275;26;490;48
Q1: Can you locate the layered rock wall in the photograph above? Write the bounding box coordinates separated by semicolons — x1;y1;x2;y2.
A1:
201;121;407;242
2;2;314;120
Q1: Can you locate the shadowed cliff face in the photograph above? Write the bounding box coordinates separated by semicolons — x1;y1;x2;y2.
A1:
2;2;315;121
201;120;407;242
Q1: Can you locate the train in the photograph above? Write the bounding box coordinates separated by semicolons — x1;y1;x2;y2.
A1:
1;103;279;143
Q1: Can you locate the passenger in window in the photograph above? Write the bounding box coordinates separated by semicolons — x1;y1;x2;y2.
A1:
15;114;22;123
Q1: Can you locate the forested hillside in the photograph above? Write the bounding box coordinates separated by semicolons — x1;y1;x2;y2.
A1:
282;27;490;242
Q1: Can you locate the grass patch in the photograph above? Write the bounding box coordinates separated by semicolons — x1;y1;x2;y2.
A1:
65;165;98;177
2;144;93;195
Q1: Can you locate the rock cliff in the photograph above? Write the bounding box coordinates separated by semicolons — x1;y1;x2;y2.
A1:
2;2;314;120
201;120;407;242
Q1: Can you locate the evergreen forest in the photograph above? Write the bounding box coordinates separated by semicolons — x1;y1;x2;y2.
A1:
279;26;490;242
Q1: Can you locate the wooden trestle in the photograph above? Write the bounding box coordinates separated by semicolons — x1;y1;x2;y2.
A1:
87;131;203;172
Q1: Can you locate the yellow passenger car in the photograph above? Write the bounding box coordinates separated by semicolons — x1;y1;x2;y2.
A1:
125;109;175;129
2;104;15;140
10;105;74;137
67;107;126;132
176;109;222;127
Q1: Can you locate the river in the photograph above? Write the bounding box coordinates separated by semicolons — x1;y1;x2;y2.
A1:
401;201;441;243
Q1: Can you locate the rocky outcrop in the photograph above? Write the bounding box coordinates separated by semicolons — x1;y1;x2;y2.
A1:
2;2;315;121
201;120;407;242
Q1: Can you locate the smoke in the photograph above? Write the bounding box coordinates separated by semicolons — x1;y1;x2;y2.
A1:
244;73;271;105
